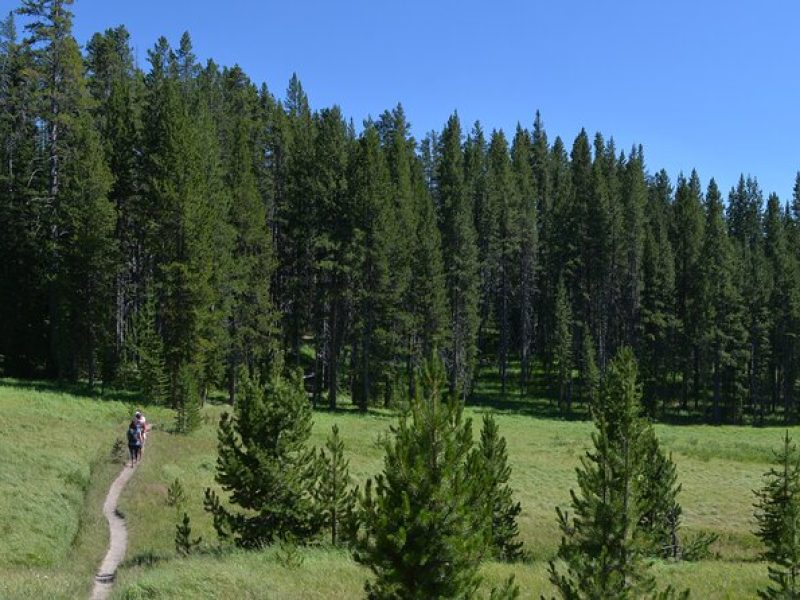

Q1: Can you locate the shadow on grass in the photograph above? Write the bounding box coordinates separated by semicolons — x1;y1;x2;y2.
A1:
471;362;797;427
469;363;591;421
0;377;142;405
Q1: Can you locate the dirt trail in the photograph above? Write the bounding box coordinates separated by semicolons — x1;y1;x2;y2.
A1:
90;460;139;600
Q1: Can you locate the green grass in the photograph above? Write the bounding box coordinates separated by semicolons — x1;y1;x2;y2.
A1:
0;375;793;598
0;379;137;599
111;400;795;597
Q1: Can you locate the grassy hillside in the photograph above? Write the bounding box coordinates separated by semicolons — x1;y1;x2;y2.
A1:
113;402;783;598
0;376;784;598
0;380;138;599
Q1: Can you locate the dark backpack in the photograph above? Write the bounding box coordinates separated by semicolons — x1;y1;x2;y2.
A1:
127;426;139;445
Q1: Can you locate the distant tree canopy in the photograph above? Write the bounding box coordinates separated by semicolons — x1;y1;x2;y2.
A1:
2;1;800;424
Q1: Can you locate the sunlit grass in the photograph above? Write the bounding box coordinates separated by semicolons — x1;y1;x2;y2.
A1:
0;380;134;598
0;374;792;598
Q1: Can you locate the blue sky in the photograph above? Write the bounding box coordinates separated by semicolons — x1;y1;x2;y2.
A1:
63;0;800;201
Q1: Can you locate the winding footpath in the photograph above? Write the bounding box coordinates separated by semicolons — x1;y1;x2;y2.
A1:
90;461;139;600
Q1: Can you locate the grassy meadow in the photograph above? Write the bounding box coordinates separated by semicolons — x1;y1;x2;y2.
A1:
0;380;136;598
0;371;789;598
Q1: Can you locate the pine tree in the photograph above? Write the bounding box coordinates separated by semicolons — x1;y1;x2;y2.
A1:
578;329;599;407
543;137;575;373
17;0;117;381
548;348;688;599
485;130;518;396
407;155;449;384
310;106;350;408
554;278;573;413
132;295;169;405
475;414;524;561
466;122;494;366
174;361;202;434
510;125;538;394
672;172;705;411
316;424;356;546
350;124;395;410
699;179;746;423
279;74;317;365
144;37;232;403
568;130;592;363
641;171;676;414
754;432;800;599
355;357;488;599
765;194;800;424
436;113;480;399
204;371;319;547
175;512;202;556
620;146;647;347
0;11;51;378
638;427;682;559
378;105;427;400
220;66;277;404
84;25;144;372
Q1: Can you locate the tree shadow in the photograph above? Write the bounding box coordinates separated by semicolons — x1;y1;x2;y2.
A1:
469;364;592;421
0;377;142;405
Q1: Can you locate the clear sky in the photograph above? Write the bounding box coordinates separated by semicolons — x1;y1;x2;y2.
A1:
62;0;800;202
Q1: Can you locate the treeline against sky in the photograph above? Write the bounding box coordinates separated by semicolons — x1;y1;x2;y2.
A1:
2;1;800;424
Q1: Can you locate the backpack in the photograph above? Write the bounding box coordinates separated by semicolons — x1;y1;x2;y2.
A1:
127;426;139;445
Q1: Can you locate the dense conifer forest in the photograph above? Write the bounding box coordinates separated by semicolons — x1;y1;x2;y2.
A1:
3;0;800;426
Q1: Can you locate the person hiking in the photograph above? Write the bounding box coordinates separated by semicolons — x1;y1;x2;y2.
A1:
127;419;143;467
135;410;149;454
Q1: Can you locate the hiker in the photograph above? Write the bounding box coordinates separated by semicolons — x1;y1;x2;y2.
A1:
127;419;143;467
135;410;149;454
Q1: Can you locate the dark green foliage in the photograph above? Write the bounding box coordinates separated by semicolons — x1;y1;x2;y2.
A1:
316;424;356;546
554;278;573;412
110;438;125;464
754;432;800;599
166;478;186;508
672;172;705;410
175;512;202;556
350;123;396;410
699;180;747;423
174;362;202;434
490;576;521;600
436;114;481;399
638;428;682;558
131;296;169;405
640;171;676;413
204;371;319;548
578;329;599;406
548;348;688;600
475;414;524;561
2;0;800;428
355;357;488;600
14;0;117;382
510;125;539;394
220;66;277;403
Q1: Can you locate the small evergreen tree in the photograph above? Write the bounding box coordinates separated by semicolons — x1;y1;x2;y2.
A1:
475;414;524;561
167;477;186;509
133;297;169;405
175;512;202;556
204;371;319;547
754;432;800;599
316;424;356;546
548;348;688;600
638;428;682;559
174;362;202;434
355;357;488;599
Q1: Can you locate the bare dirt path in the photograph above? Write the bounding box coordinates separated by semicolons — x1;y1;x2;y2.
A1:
90;460;139;600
